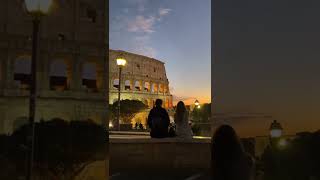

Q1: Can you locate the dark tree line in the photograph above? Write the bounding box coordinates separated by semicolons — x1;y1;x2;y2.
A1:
109;99;148;124
262;131;320;180
0;119;107;180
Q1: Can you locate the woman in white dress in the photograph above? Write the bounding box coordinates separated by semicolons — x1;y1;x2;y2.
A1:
174;101;193;139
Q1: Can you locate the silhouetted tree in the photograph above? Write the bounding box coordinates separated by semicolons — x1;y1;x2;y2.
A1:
1;119;106;179
262;131;320;180
110;99;148;124
191;103;211;122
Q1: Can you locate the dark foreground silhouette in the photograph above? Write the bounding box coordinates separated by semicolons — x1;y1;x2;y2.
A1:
211;125;255;180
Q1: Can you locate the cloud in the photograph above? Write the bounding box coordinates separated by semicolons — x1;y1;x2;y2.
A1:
126;8;172;33
159;8;171;16
130;35;156;57
128;15;156;33
110;3;172;58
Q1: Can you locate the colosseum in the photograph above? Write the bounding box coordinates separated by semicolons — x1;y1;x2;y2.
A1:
0;0;108;134
109;49;173;109
0;0;173;134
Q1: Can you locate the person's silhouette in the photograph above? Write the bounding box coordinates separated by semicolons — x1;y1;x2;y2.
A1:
211;125;254;180
147;99;170;138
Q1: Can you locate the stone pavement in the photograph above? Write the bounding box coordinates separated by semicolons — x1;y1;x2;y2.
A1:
109;171;211;180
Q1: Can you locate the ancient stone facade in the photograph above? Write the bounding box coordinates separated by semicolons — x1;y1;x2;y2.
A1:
0;0;108;134
109;49;173;109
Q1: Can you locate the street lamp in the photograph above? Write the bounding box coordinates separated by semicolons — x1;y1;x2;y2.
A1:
195;99;200;109
24;0;53;179
116;56;126;131
269;120;283;138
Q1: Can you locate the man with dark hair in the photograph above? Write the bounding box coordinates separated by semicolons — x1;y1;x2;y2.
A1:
147;99;170;138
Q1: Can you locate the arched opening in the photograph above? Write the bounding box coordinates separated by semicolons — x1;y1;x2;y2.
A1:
49;59;70;91
143;99;148;106
165;99;170;109
144;82;150;92
134;81;141;91
13;117;28;132
14;56;31;90
151;83;158;93
125;80;131;90
159;83;164;93
82;62;98;92
113;79;119;89
164;85;168;93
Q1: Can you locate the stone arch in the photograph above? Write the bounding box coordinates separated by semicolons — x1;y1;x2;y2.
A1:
165;99;170;109
134;80;141;91
164;85;168;93
113;79;119;89
13;116;28;132
151;83;158;93
144;82;150;92
82;61;98;92
125;80;131;90
150;99;155;107
142;99;148;106
14;56;31;90
159;83;164;93
49;58;71;91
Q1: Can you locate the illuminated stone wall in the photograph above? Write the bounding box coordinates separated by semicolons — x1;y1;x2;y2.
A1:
109;49;173;109
0;0;108;134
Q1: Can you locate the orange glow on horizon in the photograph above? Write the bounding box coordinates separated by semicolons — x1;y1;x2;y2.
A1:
172;96;211;106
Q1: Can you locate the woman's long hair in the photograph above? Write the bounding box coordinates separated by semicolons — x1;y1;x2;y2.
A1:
174;101;186;123
211;125;245;178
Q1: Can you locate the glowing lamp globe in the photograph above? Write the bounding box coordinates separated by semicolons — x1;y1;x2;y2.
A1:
194;100;200;106
24;0;53;16
116;57;127;67
269;120;283;138
109;122;114;128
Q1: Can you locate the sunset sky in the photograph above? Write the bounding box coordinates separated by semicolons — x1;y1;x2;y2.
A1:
110;0;211;105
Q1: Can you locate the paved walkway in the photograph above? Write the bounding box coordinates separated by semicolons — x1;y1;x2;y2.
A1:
110;172;211;180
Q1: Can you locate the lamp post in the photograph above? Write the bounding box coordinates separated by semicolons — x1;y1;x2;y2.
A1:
24;0;53;179
116;57;126;131
194;99;200;109
269;120;283;149
269;120;283;138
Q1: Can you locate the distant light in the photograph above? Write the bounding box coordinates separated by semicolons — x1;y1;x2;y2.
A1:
270;129;282;138
197;105;201;109
278;138;288;148
269;120;283;138
116;57;127;66
193;136;211;139
194;100;200;106
109;122;113;128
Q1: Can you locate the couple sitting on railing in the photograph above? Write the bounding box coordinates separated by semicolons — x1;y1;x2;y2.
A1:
147;99;193;139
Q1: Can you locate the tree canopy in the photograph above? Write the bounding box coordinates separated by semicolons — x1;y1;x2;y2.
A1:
110;99;148;124
0;119;107;179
